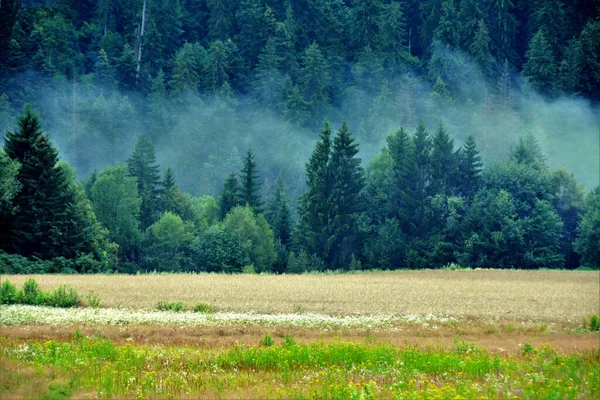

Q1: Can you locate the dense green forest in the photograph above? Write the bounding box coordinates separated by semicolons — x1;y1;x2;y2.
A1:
0;0;598;272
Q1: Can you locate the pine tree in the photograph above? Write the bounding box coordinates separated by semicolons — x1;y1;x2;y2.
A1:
218;172;241;219
239;149;262;213
531;0;565;57
456;134;482;199
386;126;413;229
266;175;292;248
407;120;432;236
458;0;483;50
325;121;365;269
486;0;518;64
207;0;235;40
376;1;409;76
3;106;95;259
429;121;457;197
523;29;557;95
127;133;161;229
296;122;332;259
470;19;494;78
434;0;460;48
299;43;331;126
351;0;382;51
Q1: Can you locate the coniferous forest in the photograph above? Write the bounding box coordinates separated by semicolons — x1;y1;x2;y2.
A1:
0;0;598;273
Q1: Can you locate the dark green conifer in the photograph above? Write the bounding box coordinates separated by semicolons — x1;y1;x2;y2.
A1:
457;134;482;199
218;172;241;219
325;121;365;269
239;149;262;213
127;133;161;229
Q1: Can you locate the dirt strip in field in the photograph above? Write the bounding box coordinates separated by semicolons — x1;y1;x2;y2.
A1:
1;324;598;354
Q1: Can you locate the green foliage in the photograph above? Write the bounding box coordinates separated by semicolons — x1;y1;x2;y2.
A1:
143;212;194;272
21;278;41;305
222;205;276;272
127;134;162;230
156;301;186;312
260;332;274;347
0;280;18;305
192;302;214;314
85;291;101;308
192;226;246;273
3;106;97;260
239;149;262;213
46;285;81;308
574;187;600;269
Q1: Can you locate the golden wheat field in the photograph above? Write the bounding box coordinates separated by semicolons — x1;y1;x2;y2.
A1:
2;270;598;322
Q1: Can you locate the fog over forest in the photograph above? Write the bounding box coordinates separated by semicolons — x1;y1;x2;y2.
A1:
1;0;599;273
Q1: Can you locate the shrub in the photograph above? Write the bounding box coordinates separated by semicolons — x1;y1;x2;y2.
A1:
85;291;101;308
21;278;42;305
242;264;256;274
260;332;274;347
46;285;81;308
0;280;18;304
283;334;296;348
589;315;599;332
156;301;186;312
192;302;214;314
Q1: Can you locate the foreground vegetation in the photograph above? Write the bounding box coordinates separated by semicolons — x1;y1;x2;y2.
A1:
1;333;598;399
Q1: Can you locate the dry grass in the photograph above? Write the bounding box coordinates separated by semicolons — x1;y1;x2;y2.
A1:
1;270;598;323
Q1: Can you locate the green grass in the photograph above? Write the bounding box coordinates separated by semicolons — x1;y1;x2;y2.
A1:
1;333;598;399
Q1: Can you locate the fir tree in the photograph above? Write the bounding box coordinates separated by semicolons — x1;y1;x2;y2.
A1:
523;29;557;95
458;0;483;50
296;121;332;259
407;120;432;236
457;134;482;199
239;149;262;213
434;0;460;48
127;133;161;229
218;172;241;219
429;121;457;197
325;121;365;269
386;126;413;228
486;0;518;64
3;106;95;259
266;175;292;248
470;19;494;78
376;1;409;76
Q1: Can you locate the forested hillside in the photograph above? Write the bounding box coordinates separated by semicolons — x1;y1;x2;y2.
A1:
0;0;598;272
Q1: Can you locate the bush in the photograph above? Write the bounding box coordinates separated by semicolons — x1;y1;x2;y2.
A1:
589;315;599;332
46;285;81;308
156;301;186;312
21;278;42;305
85;291;101;308
192;302;214;314
0;280;19;304
242;264;256;274
260;332;274;347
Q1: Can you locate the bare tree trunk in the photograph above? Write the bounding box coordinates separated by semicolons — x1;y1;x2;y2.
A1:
136;0;147;83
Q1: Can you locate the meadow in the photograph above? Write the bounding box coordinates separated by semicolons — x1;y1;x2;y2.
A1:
1;270;599;399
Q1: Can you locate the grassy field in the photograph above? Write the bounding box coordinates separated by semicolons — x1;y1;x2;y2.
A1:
1;270;599;399
1;270;598;321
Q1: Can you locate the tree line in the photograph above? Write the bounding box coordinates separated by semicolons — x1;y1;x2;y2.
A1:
1;107;598;273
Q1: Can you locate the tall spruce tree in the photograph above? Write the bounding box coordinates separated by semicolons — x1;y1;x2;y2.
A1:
429;121;457;197
386;126;413;230
239;149;262;212
2;106;95;259
325;121;365;269
266;175;292;248
218;171;241;219
523;29;557;95
296;121;332;259
408;120;432;236
456;134;482;199
127;133;161;230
